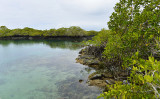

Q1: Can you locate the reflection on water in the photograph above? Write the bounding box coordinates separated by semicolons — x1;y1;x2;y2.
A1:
0;39;82;50
0;40;101;99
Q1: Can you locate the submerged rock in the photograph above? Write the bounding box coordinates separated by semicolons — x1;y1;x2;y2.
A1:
56;77;101;99
79;79;83;83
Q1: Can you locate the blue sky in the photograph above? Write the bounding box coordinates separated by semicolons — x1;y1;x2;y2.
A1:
0;0;119;31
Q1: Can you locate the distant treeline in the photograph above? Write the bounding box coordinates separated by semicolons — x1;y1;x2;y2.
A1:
0;26;99;37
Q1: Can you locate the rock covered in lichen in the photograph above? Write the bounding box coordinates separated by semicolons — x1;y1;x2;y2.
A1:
76;46;102;68
76;55;100;66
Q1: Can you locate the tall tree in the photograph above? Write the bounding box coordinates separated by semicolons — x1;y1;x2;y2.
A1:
108;0;160;36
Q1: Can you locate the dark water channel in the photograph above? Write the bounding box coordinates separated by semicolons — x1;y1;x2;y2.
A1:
0;40;102;99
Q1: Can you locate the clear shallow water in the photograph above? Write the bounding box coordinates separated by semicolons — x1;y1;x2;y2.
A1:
0;40;101;99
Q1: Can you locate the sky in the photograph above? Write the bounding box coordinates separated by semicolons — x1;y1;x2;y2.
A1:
0;0;119;31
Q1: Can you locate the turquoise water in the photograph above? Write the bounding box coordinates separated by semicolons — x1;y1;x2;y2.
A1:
0;40;101;99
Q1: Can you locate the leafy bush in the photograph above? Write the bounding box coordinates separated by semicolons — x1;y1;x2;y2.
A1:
85;29;111;46
98;53;160;99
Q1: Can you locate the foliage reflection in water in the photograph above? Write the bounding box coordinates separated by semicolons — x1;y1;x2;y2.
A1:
0;40;101;99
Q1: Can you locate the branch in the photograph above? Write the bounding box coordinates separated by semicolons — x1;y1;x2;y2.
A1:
148;83;160;99
154;38;160;48
152;70;156;77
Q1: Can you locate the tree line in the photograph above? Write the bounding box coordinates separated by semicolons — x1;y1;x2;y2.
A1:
0;26;98;37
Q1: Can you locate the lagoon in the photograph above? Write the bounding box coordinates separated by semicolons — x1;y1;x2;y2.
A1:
0;40;101;99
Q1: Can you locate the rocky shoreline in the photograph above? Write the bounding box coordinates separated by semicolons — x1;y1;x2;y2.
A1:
76;46;130;88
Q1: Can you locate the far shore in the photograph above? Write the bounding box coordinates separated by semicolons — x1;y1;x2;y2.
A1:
0;35;94;40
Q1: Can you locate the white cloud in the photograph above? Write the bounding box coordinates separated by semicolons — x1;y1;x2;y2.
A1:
58;0;118;14
0;0;119;30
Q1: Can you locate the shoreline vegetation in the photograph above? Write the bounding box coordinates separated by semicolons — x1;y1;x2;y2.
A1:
77;0;160;98
0;26;98;39
76;31;129;88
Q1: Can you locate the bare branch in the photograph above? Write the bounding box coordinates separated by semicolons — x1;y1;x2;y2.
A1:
148;83;160;99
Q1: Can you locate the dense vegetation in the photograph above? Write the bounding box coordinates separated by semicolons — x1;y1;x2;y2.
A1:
86;0;160;98
0;26;98;37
